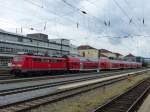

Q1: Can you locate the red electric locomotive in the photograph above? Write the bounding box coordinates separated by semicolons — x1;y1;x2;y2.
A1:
10;55;67;76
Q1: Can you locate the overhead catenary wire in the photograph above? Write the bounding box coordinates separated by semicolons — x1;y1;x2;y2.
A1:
13;0;86;34
112;0;142;33
24;0;100;34
1;0;148;40
0;1;76;32
7;1;88;43
123;0;145;28
84;0;138;38
61;0;105;24
60;0;111;39
24;0;78;24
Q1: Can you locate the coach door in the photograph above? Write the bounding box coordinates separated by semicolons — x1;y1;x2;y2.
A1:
25;57;32;71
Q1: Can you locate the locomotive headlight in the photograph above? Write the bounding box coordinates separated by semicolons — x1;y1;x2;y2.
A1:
18;64;22;67
16;64;22;67
8;63;16;67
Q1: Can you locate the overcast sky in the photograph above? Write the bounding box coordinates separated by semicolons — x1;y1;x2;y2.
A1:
0;0;150;57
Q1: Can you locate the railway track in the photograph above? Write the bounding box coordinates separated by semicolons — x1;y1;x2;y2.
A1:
0;68;146;84
0;69;149;112
92;76;150;112
0;75;14;80
0;69;147;96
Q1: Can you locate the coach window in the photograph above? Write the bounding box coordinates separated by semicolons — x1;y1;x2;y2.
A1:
56;60;59;62
43;59;49;62
83;52;85;57
58;60;63;62
50;59;58;63
33;58;42;62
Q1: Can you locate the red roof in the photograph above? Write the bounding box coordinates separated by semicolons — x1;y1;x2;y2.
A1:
125;53;135;57
100;54;108;57
99;49;112;53
113;52;123;56
77;45;97;50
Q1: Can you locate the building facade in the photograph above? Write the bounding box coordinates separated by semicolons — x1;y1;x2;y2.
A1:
114;53;124;60
78;45;99;58
69;44;78;56
99;49;120;59
0;30;70;67
124;53;136;62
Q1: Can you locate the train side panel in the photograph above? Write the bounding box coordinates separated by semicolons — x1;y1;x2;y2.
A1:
66;57;80;72
99;57;111;70
80;57;99;71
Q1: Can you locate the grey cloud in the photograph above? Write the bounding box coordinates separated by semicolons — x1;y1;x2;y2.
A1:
0;0;150;57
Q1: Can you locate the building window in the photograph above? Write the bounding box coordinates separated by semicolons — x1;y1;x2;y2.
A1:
0;47;14;53
30;39;33;42
18;37;23;42
83;52;85;57
0;57;12;67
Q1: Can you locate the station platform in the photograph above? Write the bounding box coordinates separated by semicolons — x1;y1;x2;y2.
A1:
138;93;150;112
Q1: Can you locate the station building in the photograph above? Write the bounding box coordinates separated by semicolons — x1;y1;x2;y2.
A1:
77;45;99;58
124;53;136;62
0;30;76;68
99;49;123;60
77;45;124;60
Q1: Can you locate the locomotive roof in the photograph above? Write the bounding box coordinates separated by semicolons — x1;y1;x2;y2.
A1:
17;54;66;59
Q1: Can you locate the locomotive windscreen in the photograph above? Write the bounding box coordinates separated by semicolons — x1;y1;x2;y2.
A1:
14;56;24;62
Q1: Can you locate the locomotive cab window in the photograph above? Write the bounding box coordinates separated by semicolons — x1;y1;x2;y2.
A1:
14;56;24;62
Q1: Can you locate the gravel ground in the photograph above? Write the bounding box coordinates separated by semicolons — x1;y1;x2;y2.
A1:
29;72;150;112
138;94;150;112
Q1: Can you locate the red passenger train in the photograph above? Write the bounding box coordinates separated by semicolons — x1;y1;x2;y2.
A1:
10;54;142;76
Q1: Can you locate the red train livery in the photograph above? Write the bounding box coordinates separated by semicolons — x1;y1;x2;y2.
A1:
10;54;142;76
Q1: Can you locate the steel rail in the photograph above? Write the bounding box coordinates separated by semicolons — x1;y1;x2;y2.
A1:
0;68;145;84
0;69;147;96
0;69;149;112
92;76;150;112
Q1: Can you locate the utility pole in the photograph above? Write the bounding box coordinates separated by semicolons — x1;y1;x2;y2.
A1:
37;42;39;55
61;39;63;56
